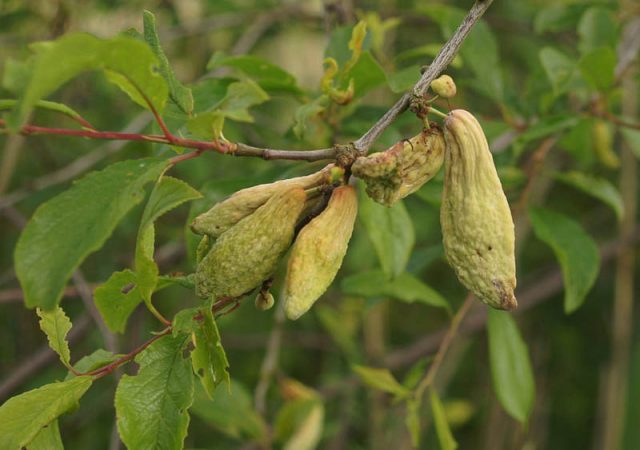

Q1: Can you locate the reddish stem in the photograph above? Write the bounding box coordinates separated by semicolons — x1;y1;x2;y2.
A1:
71;115;96;131
84;327;172;378
133;80;176;144
0;118;231;155
82;294;247;379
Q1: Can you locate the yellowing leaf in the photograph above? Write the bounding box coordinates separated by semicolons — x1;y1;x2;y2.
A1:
36;306;73;369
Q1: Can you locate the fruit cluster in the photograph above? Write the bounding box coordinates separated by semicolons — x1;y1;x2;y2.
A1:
192;74;517;316
192;165;358;319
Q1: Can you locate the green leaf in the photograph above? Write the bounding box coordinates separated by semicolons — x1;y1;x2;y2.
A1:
206;52;301;95
36;306;73;368
358;191;415;278
534;4;591;34
539;47;580;95
395;44;463;68
139;176;202;232
0;99;88;124
577;7;618;56
341;270;450;311
2;58;33;93
143;10;194;114
555;171;624;221
217;79;269;123
7;33;168;130
430;389;458;450
529;207;600;313
135;175;201;307
66;349;119;379
94;270;143;333
487;310;535;425
0;376;92;449
191;305;231;398
352;365;410;397
293;95;327;139
188;79;270;139
402;359;429;391
512;114;578;156
171;307;200;336
190;381;267;441
26;420;63;450
186;110;225;141
115;334;194;450
348;51;386;98
15;158;167;310
557;118;595;165
579;47;616;92
325;24;372;67
315;305;360;359
386;65;421;94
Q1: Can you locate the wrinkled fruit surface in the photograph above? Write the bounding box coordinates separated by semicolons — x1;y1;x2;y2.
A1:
441;109;517;310
195;187;307;299
191;166;330;238
284;185;358;319
352;127;445;206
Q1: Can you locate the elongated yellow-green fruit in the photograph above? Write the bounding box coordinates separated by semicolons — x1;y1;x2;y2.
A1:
352;126;445;206
592;119;619;169
441;109;517;310
195;187;307;299
191;166;330;238
284;185;358;319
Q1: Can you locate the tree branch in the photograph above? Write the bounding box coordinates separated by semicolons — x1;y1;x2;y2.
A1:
354;0;495;154
413;294;474;400
0;0;494;165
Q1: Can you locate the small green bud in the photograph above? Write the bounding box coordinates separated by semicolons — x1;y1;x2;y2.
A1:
430;74;457;98
255;290;275;310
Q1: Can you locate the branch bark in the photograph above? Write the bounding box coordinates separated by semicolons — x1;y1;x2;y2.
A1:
0;1;494;166
354;0;495;154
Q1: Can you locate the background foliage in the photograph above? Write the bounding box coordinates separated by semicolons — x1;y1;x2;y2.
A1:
0;0;638;449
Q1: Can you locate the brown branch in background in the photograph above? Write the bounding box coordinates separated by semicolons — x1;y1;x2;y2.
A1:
595;110;640;130
615;16;640;80
254;294;287;418
363;300;389;450
600;58;638;450
413;294;475;400
382;226;640;372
